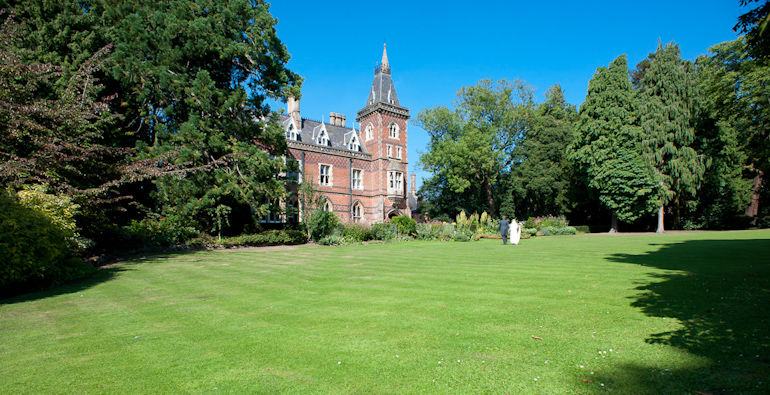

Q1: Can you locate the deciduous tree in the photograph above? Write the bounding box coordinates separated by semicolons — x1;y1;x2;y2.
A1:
418;79;533;217
506;85;577;219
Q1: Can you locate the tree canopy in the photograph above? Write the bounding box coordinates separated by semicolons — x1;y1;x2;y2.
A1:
637;42;705;232
417;79;533;217
570;55;658;231
3;0;302;238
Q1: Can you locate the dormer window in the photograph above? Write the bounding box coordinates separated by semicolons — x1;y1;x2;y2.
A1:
317;129;328;146
287;123;298;141
346;131;360;151
389;123;399;139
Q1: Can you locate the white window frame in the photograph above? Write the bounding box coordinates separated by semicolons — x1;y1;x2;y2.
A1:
388;171;403;193
348;133;360;151
365;124;373;141
389;123;399;139
317;129;328;146
387;144;393;158
323;199;333;212
396;146;402;159
287;123;298;141
319;164;332;186
352;202;363;221
352;169;363;190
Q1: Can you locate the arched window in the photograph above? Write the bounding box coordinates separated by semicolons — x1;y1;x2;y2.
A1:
352;202;363;222
365;124;374;141
323;199;333;212
287;196;299;223
389;123;399;139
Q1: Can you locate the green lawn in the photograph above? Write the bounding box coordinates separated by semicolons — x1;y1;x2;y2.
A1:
2;231;769;394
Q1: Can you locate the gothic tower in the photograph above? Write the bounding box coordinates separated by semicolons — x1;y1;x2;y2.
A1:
356;44;411;219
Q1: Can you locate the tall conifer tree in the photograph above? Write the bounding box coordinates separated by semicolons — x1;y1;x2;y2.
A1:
570;55;658;232
637;42;705;232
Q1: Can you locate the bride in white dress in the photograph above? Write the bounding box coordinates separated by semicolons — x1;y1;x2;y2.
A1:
508;219;521;245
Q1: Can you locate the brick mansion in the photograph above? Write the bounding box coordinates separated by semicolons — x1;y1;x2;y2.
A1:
276;45;417;224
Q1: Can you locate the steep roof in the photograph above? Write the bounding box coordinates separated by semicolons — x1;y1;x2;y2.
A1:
365;44;400;107
279;114;367;154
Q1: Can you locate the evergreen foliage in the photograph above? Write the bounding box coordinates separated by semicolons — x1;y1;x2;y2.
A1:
637;42;706;231
4;0;302;239
506;85;577;218
570;55;658;228
691;41;755;228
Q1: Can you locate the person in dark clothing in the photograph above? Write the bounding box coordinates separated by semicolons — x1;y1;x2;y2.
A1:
499;215;510;245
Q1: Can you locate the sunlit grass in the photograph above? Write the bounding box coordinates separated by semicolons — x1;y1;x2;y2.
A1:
1;230;769;394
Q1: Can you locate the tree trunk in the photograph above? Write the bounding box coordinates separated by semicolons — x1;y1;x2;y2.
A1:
609;213;618;233
485;179;497;218
746;169;763;220
656;205;665;233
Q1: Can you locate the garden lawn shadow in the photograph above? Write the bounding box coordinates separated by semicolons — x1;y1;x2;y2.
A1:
600;234;770;394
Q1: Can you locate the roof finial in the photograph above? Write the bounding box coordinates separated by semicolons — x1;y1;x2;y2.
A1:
376;43;391;75
382;43;389;68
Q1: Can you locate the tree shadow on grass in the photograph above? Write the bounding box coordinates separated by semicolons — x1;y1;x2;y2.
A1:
0;251;188;305
580;237;770;394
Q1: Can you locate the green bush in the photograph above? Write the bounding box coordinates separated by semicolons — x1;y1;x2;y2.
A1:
415;223;442;240
214;230;307;247
391;215;417;237
525;215;570;230
342;223;375;242
453;232;470;242
371;223;397;240
0;192;94;297
123;215;198;247
557;226;577;235
522;228;538;236
574;225;590;234
540;226;558;236
318;235;345;246
306;211;339;241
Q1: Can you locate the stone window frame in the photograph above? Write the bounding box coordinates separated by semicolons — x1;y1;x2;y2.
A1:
365;123;374;141
351;201;363;221
388;170;403;193
389;122;399;139
352;168;363;190
319;163;333;186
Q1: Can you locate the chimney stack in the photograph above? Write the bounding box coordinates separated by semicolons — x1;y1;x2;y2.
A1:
329;112;346;127
410;173;417;196
287;96;301;125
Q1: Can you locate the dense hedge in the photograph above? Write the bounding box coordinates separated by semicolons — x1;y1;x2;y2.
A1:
190;229;308;248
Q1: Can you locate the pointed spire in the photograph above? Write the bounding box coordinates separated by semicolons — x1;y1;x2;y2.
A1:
382;43;389;70
376;43;391;75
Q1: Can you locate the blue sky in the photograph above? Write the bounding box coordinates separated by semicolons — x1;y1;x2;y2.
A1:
267;0;745;190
